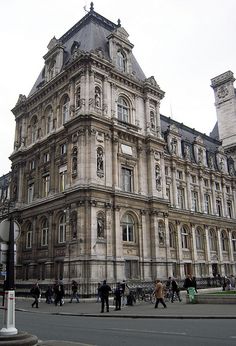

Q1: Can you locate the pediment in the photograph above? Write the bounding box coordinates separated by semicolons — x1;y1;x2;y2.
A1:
115;26;129;40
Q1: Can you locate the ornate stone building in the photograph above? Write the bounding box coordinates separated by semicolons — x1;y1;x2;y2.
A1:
6;4;236;290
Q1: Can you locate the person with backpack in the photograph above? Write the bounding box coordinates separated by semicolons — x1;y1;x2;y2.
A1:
31;282;40;308
99;280;112;313
69;280;80;303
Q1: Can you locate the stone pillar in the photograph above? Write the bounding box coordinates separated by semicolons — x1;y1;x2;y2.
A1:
204;225;211;276
216;227;224;275
80;72;86;113
144;97;150;134
89;71;95;112
160;152;166;199
171;164;177;207
221;180;227;217
49;143;56;193
105;203;112;279
114;206;123;279
150;210;159;278
228;229;234;263
85;68;90;113
211;175;217;215
198;173;205;213
164;213;172;277
112;134;119;189
137;141;143;194
146;149;154;195
176;221;184;277
190;223;197;276
185;169;191;210
102;76;108;117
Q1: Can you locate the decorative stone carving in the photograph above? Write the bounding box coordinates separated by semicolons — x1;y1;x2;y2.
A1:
155;164;161;191
170;137;177;155
97;147;104;178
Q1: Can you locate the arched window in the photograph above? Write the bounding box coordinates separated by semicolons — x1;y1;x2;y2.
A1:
26;223;32;249
58;214;66;243
62;95;70;124
41;219;49;246
209;229;217;251
181;225;189;249
117;50;126;72
31;116;38;143
169;223;176;248
195;227;204;250
45;107;53;134
117;96;129;123
121;214;135;242
221;230;228;251
232;231;236;252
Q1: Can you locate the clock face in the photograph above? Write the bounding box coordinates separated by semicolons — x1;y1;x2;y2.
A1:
0;219;20;242
217;85;229;99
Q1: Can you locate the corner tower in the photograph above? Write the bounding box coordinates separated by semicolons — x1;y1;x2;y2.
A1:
211;71;236;158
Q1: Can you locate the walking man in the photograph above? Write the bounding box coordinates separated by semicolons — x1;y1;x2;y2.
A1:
154;279;167;309
31;282;40;308
99;280;112;313
69;280;80;303
114;282;122;311
171;278;182;302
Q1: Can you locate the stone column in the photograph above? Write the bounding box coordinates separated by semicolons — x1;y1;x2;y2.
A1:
139;210;148;280
228;229;234;263
164;213;172;277
216;227;224;275
198;173;204;212
144;97;150;134
85;68;90;113
146;148;154;195
211;175;217;215
112;134;119;189
185;169;191;210
137;141;143;194
204;225;211;276
102;76;108;117
221;180;227;217
89;71;95;112
190;223;198;276
171;164;177;207
113;206;123;279
176;221;184;277
150;210;159;278
80;72;86;113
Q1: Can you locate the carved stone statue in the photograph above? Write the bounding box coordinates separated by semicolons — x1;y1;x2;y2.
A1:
170;137;177;155
97;216;104;238
155;165;161;191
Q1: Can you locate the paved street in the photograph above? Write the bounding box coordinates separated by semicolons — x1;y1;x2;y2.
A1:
0;289;236;345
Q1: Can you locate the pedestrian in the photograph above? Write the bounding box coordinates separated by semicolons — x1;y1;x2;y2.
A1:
183;274;194;291
45;285;53;304
96;282;101;302
54;280;64;306
171;278;182;302
69;280;80;303
99;280;111;313
121;280;129;306
114;282;122;311
154;279;167;309
31;282;40;308
192;276;198;293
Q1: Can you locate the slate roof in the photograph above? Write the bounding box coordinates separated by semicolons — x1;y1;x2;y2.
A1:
28;6;146;97
160;114;221;154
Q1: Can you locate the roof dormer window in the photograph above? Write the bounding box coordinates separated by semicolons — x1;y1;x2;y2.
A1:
117;50;126;72
48;59;56;80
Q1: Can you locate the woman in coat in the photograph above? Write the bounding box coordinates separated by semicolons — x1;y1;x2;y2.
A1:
154;279;167;309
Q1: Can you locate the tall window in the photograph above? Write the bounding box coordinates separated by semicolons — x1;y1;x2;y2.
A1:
28;183;34;203
58;214;66;243
117;51;126;72
232;231;236;252
227;201;232;218
191;191;199;212
26;225;32;249
60;143;67;155
62;96;70;124
59;166;67;192
177;188;185;209
46;107;53;134
181;225;189;249
122;214;134;242
195;227;204;250
117;97;129;123
121;167;133;192
42;174;50;197
221;230;228;251
41;219;49;246
209;229;217;251
216;199;222;217
204;194;211;214
31;116;38;143
169;224;176;248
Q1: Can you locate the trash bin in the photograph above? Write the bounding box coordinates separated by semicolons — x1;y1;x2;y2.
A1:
188;287;196;303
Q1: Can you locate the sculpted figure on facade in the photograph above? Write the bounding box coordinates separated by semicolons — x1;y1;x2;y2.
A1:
97;147;104;177
155;164;161;191
158;222;165;245
97;214;105;238
170;137;177;155
95;86;101;108
184;144;191;160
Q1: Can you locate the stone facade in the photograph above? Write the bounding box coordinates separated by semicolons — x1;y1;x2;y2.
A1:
1;4;236;290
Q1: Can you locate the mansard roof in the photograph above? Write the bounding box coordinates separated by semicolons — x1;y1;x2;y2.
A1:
160;114;221;153
28;4;146;97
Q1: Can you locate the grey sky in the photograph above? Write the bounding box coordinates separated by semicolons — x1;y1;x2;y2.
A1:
0;0;235;176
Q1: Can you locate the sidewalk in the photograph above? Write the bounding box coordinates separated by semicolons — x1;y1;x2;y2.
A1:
12;288;236;320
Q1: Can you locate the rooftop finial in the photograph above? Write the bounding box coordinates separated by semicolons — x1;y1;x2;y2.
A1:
117;19;121;27
90;2;94;11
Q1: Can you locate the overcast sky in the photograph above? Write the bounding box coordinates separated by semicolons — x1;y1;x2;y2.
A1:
1;0;236;176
